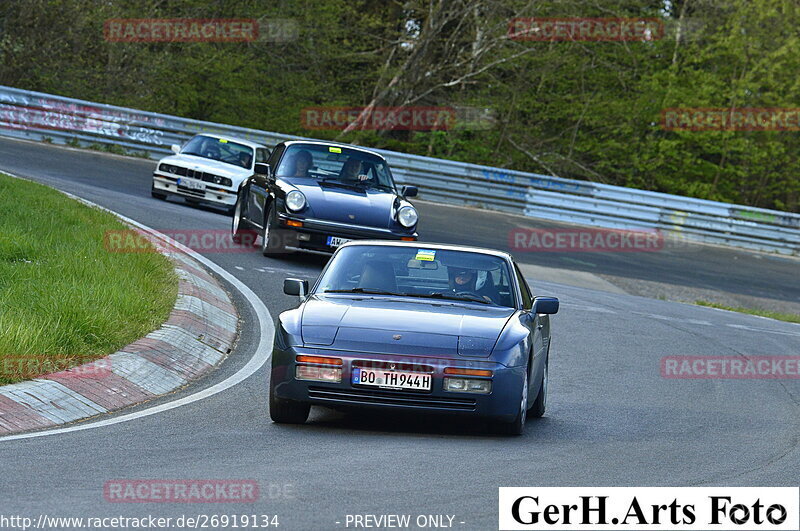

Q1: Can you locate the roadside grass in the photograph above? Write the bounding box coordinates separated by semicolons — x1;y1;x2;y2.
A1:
0;173;177;384
695;300;800;324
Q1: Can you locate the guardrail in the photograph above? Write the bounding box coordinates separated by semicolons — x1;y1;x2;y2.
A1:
0;84;798;255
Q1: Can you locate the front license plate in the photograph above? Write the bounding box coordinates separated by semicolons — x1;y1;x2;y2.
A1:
177;178;205;191
327;236;352;248
352;367;432;391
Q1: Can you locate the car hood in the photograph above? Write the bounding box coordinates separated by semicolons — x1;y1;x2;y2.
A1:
287;180;399;229
300;295;516;358
161;154;251;180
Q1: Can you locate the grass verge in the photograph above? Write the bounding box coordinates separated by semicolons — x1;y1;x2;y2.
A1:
695;300;800;324
0;173;177;384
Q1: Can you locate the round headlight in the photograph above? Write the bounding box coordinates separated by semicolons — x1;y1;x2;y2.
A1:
397;206;418;228
285;190;306;211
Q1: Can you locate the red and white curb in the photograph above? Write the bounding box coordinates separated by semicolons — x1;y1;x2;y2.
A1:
0;238;238;435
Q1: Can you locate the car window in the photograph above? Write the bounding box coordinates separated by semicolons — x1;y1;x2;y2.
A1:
514;264;532;309
255;148;270;164
316;245;515;308
275;144;396;191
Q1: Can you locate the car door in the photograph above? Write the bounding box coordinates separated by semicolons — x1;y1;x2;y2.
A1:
247;144;284;227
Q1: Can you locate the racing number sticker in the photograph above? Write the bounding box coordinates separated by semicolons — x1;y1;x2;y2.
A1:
415;250;436;261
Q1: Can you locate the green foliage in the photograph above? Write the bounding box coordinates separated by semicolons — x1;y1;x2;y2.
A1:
0;0;797;211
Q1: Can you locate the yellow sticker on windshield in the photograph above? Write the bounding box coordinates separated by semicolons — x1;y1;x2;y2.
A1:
415;250;436;261
219;139;228;143
329;146;342;153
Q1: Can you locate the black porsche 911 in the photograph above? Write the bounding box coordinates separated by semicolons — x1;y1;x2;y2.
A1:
231;141;419;256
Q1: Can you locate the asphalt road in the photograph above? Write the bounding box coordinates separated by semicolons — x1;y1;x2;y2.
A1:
1;137;799;530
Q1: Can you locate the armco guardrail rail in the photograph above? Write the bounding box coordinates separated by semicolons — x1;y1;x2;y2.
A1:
0;85;798;255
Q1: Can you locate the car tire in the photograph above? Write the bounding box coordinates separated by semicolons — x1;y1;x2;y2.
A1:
151;184;167;200
261;203;287;256
231;190;248;244
269;377;310;424
528;356;547;418
493;369;528;436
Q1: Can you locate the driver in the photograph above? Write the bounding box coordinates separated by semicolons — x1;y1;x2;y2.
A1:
340;158;370;183
203;141;221;160
285;149;313;178
448;268;493;303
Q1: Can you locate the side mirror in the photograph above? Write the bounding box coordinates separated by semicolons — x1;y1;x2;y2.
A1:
171;144;181;154
532;296;559;314
401;185;418;198
254;163;272;177
284;278;309;298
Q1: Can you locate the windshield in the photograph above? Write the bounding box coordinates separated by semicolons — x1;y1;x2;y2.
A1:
316;245;516;308
276;144;396;191
181;135;254;169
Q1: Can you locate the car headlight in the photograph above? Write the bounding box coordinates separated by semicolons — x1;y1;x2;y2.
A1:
397;206;418;228
285;190;306;212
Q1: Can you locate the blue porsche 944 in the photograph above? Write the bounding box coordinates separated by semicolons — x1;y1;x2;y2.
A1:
269;241;559;435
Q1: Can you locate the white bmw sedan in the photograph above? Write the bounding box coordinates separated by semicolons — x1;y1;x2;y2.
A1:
152;134;269;214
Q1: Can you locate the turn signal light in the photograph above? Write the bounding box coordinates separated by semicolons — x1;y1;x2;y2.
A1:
286;220;304;228
296;355;343;366
400;237;416;241
444;367;493;377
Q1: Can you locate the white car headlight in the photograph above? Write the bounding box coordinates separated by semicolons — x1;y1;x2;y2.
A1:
285;190;306;211
397;206;418;228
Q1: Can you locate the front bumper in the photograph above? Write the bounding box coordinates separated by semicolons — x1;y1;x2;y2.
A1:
277;214;417;254
153;174;237;207
271;346;525;422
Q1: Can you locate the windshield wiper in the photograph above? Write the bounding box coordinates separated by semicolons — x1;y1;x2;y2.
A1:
323;289;491;304
323;288;402;296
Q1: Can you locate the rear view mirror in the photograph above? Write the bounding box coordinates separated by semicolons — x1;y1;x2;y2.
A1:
532;296;559;314
254;163;272;177
407;259;439;270
171;144;181;154
284;278;308;298
401;185;418;198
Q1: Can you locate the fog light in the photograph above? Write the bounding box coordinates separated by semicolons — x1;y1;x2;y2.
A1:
296;365;342;383
298;233;311;241
444;377;491;394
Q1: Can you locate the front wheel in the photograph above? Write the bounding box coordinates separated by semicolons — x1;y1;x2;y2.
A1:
269;377;310;424
261;204;288;256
